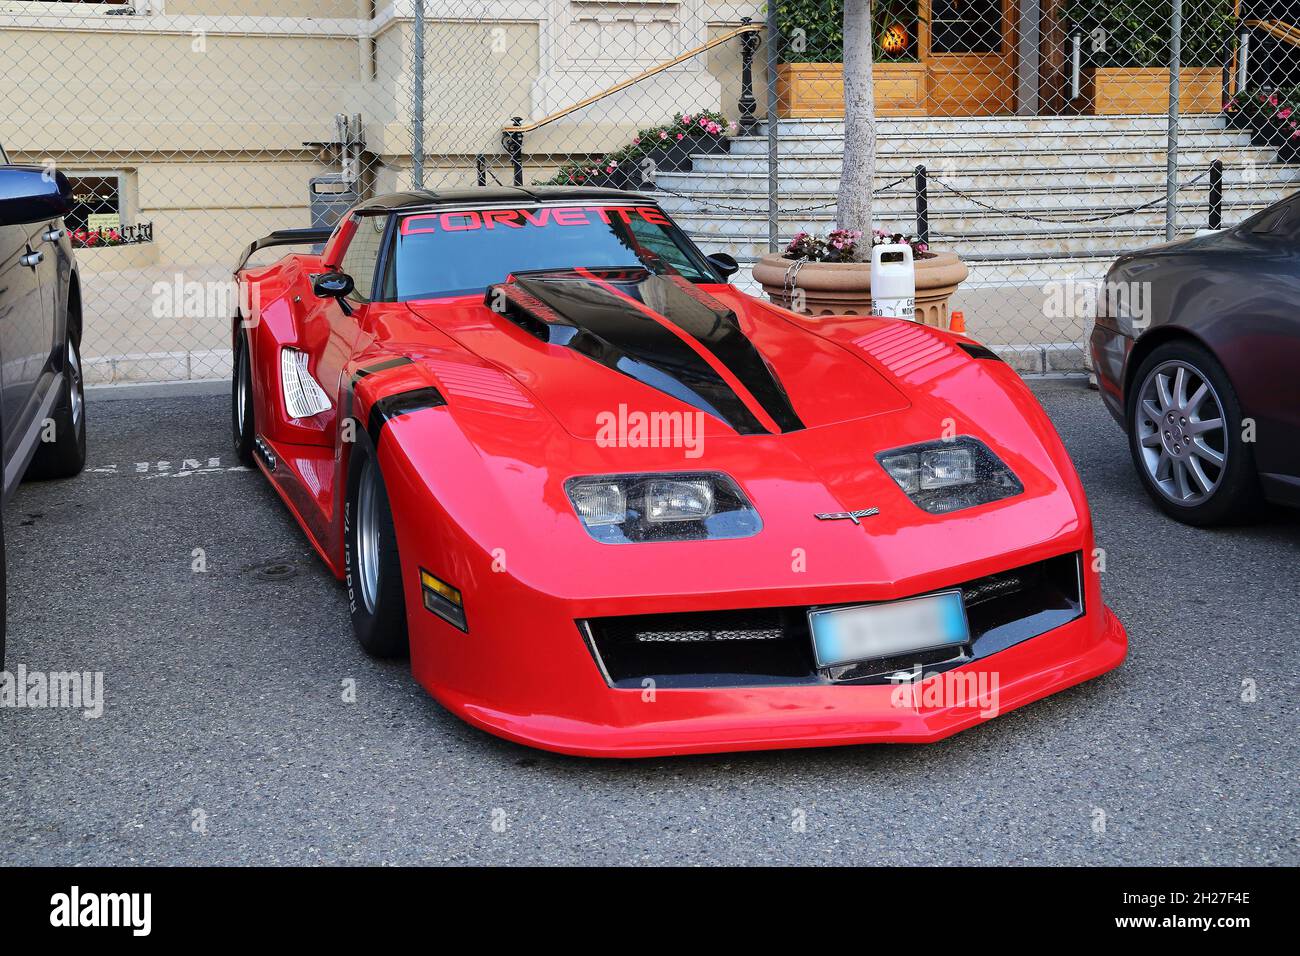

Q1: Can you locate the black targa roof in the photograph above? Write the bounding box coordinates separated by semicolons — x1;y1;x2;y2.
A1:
352;186;650;215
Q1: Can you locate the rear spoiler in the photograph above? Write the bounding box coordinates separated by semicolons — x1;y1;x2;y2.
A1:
234;227;333;274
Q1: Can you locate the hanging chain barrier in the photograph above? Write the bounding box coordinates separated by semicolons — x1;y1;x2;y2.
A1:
0;1;1290;381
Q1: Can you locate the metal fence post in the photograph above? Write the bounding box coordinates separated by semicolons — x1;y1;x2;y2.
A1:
503;119;525;187
738;18;760;136
914;165;930;246
1166;0;1182;242
412;0;425;189
765;4;780;253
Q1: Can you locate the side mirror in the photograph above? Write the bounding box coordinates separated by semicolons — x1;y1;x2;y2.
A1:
0;167;73;226
313;271;354;299
313;271;355;315
706;252;739;279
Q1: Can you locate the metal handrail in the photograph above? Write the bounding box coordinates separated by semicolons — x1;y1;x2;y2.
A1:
1233;18;1300;97
500;21;762;136
1245;18;1300;48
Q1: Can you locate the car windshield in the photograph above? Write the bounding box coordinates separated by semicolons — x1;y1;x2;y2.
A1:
389;203;718;299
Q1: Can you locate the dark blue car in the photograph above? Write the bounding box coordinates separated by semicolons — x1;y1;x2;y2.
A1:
0;149;87;663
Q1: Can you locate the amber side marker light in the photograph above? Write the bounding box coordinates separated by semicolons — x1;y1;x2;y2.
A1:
420;568;467;632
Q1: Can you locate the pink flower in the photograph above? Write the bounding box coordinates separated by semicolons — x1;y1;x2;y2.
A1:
682;114;692;124
659;130;667;139
676;132;684;140
1278;107;1292;119
632;137;640;145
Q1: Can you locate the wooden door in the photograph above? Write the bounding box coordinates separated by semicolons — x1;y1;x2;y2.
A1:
924;0;1017;115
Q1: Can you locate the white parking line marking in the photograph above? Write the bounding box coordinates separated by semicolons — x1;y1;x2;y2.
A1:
89;456;252;479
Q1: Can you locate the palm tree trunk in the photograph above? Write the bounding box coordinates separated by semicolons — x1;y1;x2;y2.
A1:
838;0;876;249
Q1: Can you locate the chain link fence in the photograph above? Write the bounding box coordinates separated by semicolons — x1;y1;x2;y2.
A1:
2;1;1295;382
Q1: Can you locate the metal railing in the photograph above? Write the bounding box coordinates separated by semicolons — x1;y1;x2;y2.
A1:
496;19;764;186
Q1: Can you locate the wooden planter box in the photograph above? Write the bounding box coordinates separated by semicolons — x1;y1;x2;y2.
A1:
1085;67;1223;115
776;62;926;118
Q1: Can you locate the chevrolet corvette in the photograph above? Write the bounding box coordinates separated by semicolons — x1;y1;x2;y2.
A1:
232;186;1126;757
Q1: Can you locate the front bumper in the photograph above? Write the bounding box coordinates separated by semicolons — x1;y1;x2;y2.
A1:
1089;321;1132;427
414;599;1127;758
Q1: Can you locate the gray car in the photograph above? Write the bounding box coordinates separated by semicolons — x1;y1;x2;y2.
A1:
0;150;87;664
1090;192;1300;526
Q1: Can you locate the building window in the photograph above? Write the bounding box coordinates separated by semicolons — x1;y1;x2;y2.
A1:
66;173;127;232
931;0;1004;55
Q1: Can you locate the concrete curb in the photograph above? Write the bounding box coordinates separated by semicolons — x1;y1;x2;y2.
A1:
86;379;229;401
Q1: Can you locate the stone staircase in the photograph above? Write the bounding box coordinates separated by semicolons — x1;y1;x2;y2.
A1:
654;115;1299;370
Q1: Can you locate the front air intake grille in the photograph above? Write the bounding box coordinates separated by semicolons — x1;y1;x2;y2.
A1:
582;553;1084;689
583;608;820;689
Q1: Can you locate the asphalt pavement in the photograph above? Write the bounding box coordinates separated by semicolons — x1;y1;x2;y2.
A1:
1;381;1296;865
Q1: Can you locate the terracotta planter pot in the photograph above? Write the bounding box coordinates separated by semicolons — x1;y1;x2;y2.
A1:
752;251;969;327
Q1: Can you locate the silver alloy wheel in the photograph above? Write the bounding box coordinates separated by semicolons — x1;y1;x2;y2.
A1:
235;343;248;436
67;339;83;428
1134;359;1228;506
355;458;382;615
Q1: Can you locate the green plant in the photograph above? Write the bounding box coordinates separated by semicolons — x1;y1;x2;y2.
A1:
777;0;919;64
1066;0;1234;69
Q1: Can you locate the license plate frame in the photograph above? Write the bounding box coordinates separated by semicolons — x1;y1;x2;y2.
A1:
807;590;970;669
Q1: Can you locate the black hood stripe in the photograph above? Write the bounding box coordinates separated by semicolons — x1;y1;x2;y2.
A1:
495;270;804;436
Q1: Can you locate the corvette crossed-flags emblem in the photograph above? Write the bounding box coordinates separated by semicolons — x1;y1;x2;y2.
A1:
814;508;880;525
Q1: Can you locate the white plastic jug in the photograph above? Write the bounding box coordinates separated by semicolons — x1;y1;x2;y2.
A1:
870;243;916;320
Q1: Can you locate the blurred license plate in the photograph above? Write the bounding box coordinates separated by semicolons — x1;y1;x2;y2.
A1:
808;591;969;668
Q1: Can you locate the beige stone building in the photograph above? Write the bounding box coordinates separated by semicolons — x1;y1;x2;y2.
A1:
1;1;763;381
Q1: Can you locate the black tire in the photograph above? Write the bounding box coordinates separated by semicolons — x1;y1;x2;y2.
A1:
1126;340;1261;526
26;332;87;480
232;328;255;467
343;432;409;658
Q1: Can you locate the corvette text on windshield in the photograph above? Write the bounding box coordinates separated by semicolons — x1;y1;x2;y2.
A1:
400;205;670;234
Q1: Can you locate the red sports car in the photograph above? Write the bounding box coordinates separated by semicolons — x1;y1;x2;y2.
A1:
232;186;1126;757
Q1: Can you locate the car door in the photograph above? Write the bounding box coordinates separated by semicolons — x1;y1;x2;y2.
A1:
0;218;48;494
31;215;64;377
1228;205;1300;483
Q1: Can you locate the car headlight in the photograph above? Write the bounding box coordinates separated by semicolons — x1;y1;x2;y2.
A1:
565;473;760;544
876;437;1023;514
